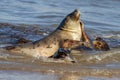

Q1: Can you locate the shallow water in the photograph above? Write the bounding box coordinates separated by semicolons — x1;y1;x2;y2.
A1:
0;0;120;80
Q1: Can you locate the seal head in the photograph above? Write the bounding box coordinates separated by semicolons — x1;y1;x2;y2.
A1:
58;9;81;34
93;37;110;51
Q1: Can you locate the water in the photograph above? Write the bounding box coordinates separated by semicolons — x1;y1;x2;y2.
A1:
0;0;120;80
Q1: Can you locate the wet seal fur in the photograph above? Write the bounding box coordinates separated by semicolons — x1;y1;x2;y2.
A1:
5;9;91;58
93;37;110;51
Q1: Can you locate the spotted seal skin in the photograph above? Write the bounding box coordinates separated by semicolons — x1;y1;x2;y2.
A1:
5;9;91;58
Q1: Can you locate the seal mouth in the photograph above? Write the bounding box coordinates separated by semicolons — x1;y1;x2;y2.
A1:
70;9;80;21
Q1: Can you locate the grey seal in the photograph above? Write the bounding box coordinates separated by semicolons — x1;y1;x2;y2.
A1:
6;9;91;58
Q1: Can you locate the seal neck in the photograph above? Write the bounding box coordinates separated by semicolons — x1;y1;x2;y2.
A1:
59;28;80;34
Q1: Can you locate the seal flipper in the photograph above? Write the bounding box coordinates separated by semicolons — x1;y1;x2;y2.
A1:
5;46;15;50
52;48;76;63
52;48;70;58
5;45;23;53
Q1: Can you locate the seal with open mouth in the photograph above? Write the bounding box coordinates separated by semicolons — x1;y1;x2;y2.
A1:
5;9;91;58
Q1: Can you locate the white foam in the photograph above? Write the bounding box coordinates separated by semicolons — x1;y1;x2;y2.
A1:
102;34;120;39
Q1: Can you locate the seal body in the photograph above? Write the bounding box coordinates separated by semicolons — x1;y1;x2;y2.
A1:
6;9;90;58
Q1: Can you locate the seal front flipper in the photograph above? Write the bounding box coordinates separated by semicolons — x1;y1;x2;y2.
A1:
52;48;76;63
80;21;93;48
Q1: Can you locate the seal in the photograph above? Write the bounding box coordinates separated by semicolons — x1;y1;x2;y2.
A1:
93;36;110;51
5;9;91;58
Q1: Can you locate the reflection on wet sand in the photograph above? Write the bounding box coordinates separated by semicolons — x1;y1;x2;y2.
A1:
59;74;80;80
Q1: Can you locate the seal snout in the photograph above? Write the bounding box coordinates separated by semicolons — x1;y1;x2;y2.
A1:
72;9;80;20
74;9;80;15
74;9;79;13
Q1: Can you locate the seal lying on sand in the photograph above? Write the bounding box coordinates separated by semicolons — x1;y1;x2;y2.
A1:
5;9;91;58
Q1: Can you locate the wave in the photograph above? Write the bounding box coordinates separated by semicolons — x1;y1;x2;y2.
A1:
77;48;120;64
